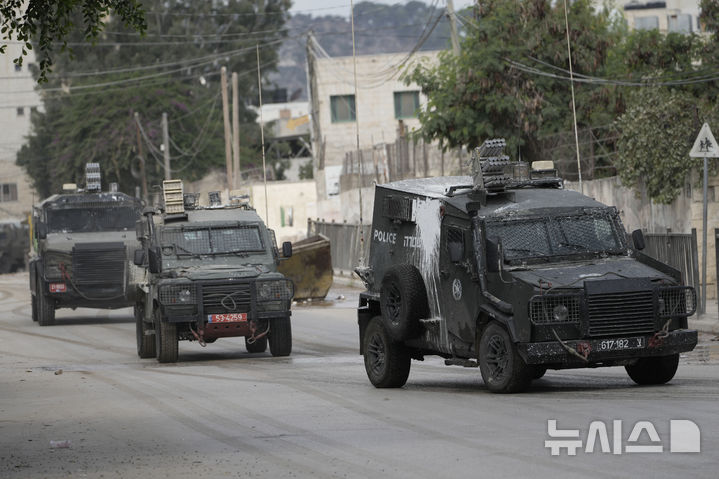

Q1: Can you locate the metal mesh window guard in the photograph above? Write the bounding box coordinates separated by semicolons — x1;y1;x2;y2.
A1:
161;226;264;255
485;211;625;262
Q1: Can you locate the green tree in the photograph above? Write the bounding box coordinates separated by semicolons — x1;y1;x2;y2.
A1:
615;87;719;204
17;0;290;198
405;0;616;163
0;0;146;81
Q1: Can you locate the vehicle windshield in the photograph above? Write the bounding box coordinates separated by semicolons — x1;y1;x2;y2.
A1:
46;207;138;233
484;211;626;263
160;225;265;256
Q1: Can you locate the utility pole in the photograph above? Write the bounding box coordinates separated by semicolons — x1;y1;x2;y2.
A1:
446;0;461;55
221;66;233;189
133;112;148;200
232;71;240;189
162;112;170;180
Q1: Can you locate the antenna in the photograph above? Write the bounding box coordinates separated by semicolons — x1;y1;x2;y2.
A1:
350;0;365;267
256;44;269;223
563;0;582;193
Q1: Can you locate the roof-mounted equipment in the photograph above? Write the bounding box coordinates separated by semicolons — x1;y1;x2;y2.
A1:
85;163;102;192
162;179;185;216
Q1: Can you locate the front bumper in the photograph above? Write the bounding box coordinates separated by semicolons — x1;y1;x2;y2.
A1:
518;329;698;367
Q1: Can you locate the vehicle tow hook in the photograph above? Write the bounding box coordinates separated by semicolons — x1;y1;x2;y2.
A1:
190;327;207;347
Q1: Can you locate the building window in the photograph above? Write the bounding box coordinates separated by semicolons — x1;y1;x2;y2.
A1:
14;63;21;72
634;16;659;30
668;14;692;33
16;107;24;116
0;183;18;202
330;95;356;123
394;91;420;119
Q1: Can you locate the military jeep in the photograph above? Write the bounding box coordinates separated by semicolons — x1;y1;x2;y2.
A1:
28;164;143;325
356;139;698;393
134;181;294;363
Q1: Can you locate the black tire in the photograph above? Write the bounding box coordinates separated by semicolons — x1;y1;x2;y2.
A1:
625;354;680;385
135;302;156;359
379;264;428;341
479;322;531;393
245;335;268;353
37;286;56;327
268;318;292;357
363;316;411;388
155;311;178;363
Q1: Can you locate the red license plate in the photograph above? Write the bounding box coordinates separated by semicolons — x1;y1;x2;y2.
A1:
49;283;67;293
207;313;247;323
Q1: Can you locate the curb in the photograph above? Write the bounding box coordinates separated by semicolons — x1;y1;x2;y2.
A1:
690;316;719;335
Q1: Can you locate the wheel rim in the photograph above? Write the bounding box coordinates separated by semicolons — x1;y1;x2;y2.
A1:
385;283;402;325
485;333;510;382
366;332;387;377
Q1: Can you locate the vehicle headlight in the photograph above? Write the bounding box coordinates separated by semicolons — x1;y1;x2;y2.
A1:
44;253;71;280
256;279;294;301
159;284;197;305
553;304;569;322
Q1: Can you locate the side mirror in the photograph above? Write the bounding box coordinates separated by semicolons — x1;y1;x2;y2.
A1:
36;222;47;239
133;248;146;266
282;241;293;258
631;229;646;251
148;247;162;274
448;240;463;263
485;238;500;273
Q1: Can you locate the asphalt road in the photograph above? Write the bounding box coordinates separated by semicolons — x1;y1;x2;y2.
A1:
1;272;717;478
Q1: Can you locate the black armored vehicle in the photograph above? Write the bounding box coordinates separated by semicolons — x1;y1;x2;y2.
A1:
28;164;143;325
134;180;294;363
356;139;698;393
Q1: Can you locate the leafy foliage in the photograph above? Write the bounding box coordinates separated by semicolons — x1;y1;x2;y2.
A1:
615;88;719;204
0;0;147;82
17;0;291;198
405;0;615;163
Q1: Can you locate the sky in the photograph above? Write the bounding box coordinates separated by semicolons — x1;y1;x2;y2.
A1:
289;0;476;18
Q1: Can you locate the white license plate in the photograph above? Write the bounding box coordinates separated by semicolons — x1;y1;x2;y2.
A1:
207;313;247;323
597;337;645;352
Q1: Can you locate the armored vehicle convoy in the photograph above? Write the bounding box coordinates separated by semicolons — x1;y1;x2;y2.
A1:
28;164;143;326
134;180;294;363
356;139;698;393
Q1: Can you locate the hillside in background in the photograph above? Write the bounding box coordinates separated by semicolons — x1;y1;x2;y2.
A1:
269;1;457;101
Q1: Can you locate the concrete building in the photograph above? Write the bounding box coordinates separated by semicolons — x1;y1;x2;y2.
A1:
605;1;702;33
306;39;440;218
0;44;40;221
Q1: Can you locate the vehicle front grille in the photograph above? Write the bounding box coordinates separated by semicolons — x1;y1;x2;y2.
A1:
72;242;126;286
202;283;251;314
587;290;655;337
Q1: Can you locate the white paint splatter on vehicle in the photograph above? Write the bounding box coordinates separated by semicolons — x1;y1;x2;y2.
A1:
412;197;450;353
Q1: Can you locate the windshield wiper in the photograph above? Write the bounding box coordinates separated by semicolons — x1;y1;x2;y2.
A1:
558;242;588;251
169;243;204;258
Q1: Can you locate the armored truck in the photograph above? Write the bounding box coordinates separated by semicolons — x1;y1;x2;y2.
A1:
29;164;143;325
134;181;294;363
356;139;698;393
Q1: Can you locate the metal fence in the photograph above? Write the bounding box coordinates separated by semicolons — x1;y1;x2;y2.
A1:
309;219;704;313
307;220;371;273
644;229;702;313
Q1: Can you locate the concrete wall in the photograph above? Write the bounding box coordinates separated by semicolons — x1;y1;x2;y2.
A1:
188;171;317;244
0;45;40;221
